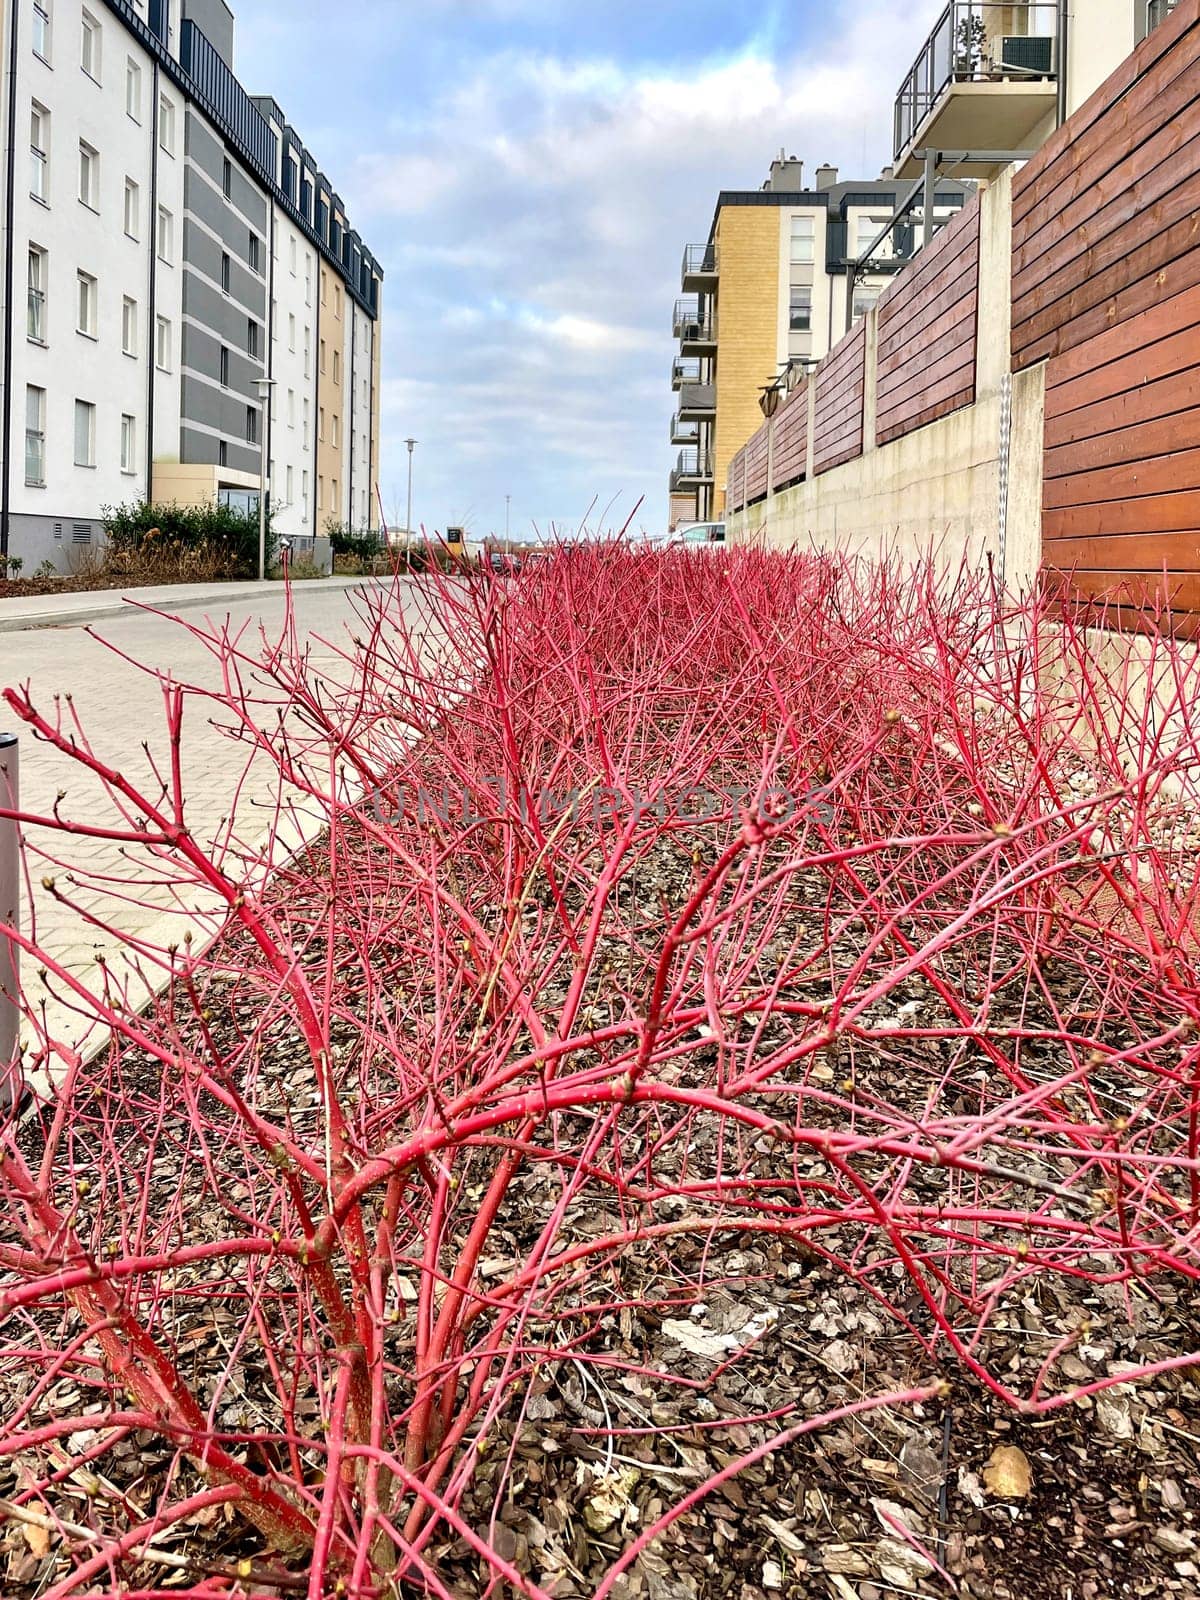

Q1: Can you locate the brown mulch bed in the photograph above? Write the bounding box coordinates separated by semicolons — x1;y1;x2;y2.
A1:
3;818;1200;1598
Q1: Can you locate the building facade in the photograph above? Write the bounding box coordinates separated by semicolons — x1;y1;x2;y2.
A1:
0;0;383;572
670;157;972;527
892;0;1180;183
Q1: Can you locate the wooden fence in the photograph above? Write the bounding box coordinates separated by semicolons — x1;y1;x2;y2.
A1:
1014;0;1200;618
876;199;979;446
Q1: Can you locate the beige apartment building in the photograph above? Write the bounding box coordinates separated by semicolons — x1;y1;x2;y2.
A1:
669;159;972;526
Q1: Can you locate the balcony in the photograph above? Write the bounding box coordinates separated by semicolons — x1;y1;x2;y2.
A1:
677;382;716;422
671;416;701;446
672;357;701;391
670;450;714;492
673;298;717;352
893;3;1058;179
681;242;719;292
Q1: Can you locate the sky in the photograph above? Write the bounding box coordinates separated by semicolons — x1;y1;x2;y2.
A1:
233;0;947;540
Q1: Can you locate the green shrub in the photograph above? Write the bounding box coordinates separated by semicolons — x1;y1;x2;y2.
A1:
326;521;383;570
102;500;275;580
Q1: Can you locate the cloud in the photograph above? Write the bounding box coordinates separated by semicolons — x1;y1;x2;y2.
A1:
237;0;949;536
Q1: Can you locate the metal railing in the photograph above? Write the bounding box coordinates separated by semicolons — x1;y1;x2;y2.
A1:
677;382;716;415
670;417;700;445
672;358;701;389
894;2;1057;160
1147;0;1178;29
670;450;713;489
673;299;715;342
681;243;719;278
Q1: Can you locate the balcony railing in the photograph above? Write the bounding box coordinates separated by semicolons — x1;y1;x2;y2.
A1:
682;244;718;276
894;2;1057;162
677;382;716;419
670;450;714;491
681;243;719;289
672;358;701;390
673;299;715;343
671;416;701;446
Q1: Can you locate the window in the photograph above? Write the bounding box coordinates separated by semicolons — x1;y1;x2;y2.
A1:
305;259;312;306
74;399;96;467
319;406;325;441
304;328;311;379
789;286;812;333
25;388;46;486
855;219;880;260
790;215;815;264
78;141;98;209
121;414;136;474
246;405;259;445
159;94;175;155
318;475;324;511
80;10;101;81
27;246;47;342
248;232;260;274
32;0;51;61
286;465;294;502
247;318;259;359
331;477;338;510
157;206;173;261
289;237;297;276
321;271;327;305
220;346;230;387
288;313;296;352
156;314;172;371
222;156;232;198
302;397;310;444
320;338;326;373
335;285;342;318
219;440;228;468
126;57;142;121
30;105;49;202
221;252;231;294
287;388;296;427
76;271;97;338
124;177;139;238
302;470;309;519
333;350;340;384
122;295;138;356
332;414;340;449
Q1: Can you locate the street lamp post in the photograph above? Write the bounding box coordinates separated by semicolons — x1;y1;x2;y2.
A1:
404;438;418;542
505;494;511;543
254;377;277;581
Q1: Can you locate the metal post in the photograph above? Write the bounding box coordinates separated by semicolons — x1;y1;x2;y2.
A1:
404;438;417;541
0;733;21;1111
922;149;938;249
505;494;511;542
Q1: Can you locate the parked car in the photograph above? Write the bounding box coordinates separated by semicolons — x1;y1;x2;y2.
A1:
674;522;726;549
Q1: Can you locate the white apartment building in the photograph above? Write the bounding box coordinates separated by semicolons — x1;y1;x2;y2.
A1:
0;0;384;572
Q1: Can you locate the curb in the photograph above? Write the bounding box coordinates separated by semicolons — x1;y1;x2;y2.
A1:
0;578;374;634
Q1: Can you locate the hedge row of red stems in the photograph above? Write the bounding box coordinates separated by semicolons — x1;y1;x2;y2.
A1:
0;544;1198;1594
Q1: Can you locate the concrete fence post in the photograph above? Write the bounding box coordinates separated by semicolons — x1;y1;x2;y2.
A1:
0;733;20;1110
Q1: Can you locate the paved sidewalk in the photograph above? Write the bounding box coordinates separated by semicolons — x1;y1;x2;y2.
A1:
0;575;367;633
0;580;421;1081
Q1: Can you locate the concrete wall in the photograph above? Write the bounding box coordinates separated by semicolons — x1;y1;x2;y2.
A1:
727;171;1043;590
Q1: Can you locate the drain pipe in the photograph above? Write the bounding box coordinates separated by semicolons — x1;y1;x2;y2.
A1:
1056;0;1070;128
2;0;21;564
